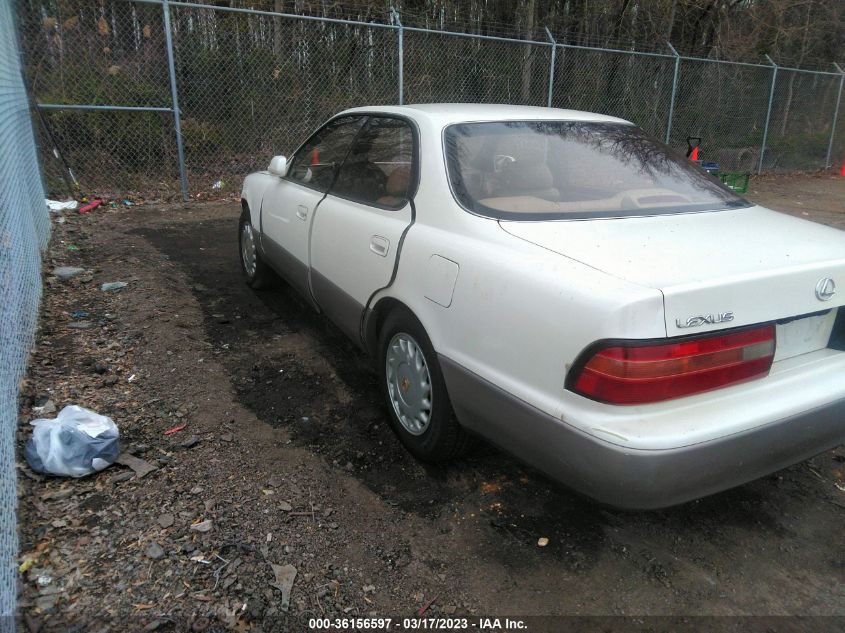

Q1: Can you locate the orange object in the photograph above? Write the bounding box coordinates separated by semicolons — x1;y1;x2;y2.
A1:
840;160;845;176
311;147;319;165
690;146;699;161
78;198;103;214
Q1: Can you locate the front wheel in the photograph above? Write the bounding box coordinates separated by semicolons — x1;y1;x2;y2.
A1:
379;309;472;461
239;209;276;289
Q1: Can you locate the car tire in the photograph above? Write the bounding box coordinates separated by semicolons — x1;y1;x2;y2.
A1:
379;308;472;461
239;208;276;289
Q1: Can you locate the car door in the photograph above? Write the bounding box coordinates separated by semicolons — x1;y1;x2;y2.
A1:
309;116;417;342
260;115;364;299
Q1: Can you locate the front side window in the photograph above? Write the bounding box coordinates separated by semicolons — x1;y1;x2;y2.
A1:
444;121;749;220
331;117;415;208
287;116;365;192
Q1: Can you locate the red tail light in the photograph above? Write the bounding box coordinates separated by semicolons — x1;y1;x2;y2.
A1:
569;325;776;405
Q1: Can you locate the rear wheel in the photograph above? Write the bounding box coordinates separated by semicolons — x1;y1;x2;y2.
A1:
379;309;472;461
239;208;275;289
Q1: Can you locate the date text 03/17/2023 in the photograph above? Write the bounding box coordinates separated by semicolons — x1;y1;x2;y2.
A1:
307;617;528;630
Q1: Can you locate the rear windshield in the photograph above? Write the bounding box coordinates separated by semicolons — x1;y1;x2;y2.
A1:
444;121;749;220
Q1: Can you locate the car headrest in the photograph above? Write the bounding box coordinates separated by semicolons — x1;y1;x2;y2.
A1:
503;162;554;192
385;165;411;197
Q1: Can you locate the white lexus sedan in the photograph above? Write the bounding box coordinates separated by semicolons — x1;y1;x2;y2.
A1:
239;104;845;509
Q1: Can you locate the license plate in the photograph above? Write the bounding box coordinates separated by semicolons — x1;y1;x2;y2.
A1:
774;309;837;361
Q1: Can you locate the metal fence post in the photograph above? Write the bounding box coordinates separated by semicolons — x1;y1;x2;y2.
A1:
758;54;778;175
392;8;404;105
162;0;189;201
664;42;680;144
825;62;845;168
544;27;556;108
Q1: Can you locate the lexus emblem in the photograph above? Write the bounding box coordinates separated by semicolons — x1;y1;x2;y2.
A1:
815;277;836;301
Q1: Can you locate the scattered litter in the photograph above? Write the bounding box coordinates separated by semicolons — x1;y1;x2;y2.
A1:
79;199;103;214
163;423;187;436
32;400;56;416
537;537;549;547
101;281;128;292
36;575;53;588
122;199;134;206
128;374;136;383
190;519;213;533
190;555;212;564
417;595;438;616
807;466;826;481
19;559;35;574
270;563;297;611
24;405;120;477
836;483;845;492
71;311;89;319
46;199;78;212
66;245;79;251
53;266;85;280
211;180;225;190
114;452;158;479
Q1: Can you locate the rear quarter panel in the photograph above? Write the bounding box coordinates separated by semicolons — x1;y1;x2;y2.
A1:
376;215;666;420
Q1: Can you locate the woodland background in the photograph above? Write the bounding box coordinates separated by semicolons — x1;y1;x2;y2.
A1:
19;0;845;194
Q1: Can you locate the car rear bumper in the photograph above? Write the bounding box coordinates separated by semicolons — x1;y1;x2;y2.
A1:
440;355;845;509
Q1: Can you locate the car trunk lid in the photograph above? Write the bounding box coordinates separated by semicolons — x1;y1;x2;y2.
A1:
499;206;845;346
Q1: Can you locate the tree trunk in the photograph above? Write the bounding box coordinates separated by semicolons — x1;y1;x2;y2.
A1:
273;0;284;57
779;2;812;137
520;0;537;103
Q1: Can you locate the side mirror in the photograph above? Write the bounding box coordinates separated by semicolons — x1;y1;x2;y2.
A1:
268;155;287;177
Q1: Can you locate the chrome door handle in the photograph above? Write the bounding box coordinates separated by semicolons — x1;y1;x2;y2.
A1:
370;236;389;257
296;205;308;220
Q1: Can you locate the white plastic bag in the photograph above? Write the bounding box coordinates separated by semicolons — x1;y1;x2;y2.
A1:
45;199;78;212
24;406;120;477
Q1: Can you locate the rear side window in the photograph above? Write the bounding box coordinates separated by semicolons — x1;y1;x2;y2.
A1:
287;116;364;192
331;117;414;209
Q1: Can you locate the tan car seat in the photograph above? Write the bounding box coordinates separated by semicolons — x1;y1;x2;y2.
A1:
377;165;411;207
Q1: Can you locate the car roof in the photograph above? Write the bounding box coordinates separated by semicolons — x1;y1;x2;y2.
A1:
338;103;632;126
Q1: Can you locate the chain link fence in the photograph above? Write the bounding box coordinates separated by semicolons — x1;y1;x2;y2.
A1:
404;29;551;106
1;0;50;622
669;59;774;172
766;68;844;172
17;0;845;200
22;0;178;194
550;45;676;142
171;5;399;187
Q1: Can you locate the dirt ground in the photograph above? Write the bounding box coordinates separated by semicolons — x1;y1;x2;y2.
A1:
16;172;845;631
